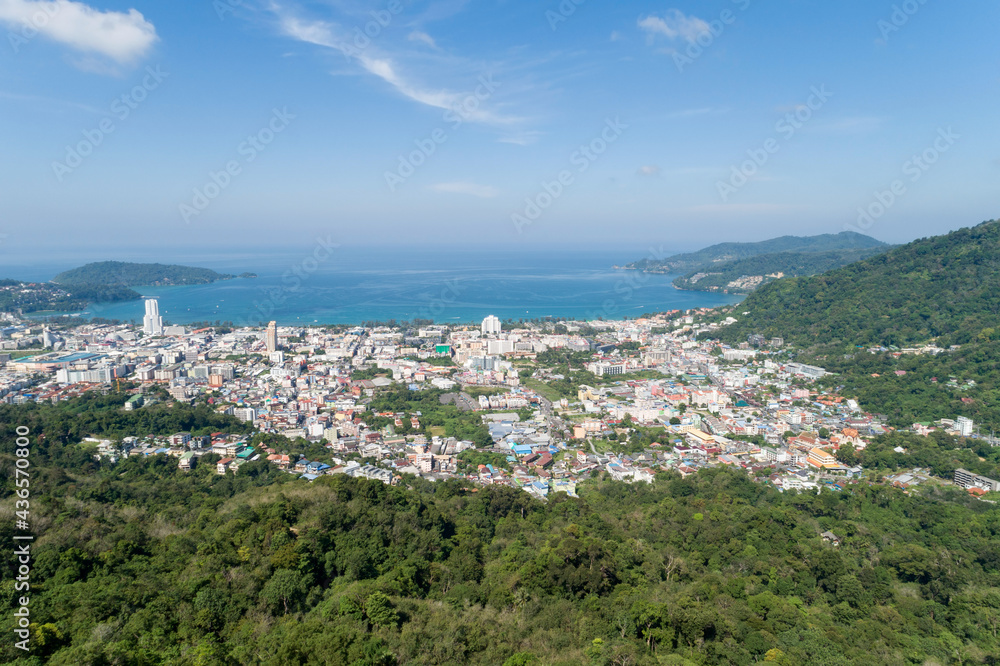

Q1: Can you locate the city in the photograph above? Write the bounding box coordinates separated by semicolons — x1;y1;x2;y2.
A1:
3;299;994;503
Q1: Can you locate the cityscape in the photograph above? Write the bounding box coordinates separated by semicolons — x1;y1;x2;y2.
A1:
3;302;995;500
2;0;999;663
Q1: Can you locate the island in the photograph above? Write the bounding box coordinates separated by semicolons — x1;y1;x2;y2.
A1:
52;261;256;287
0;262;255;314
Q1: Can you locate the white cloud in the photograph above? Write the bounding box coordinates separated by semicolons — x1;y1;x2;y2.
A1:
0;0;157;65
272;8;518;126
637;165;660;176
497;131;544;146
430;182;499;198
638;10;710;44
408;30;437;48
666;107;728;119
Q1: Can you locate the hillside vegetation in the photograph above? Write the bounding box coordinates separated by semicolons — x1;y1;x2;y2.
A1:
3;396;1000;665
626;232;886;274
672;247;889;294
718;219;1000;349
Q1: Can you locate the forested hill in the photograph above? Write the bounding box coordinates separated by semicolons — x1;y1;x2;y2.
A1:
624;231;887;274
3;394;1000;665
672;246;889;294
716;219;1000;349
52;261;255;287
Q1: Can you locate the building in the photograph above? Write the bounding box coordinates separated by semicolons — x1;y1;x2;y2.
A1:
785;362;827;379
142;298;163;336
481;315;502;336
956;416;974;437
954;468;999;492
265;321;278;352
42;328;57;348
586;361;626;376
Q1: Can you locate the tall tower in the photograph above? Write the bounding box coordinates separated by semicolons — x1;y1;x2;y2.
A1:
265;321;278;352
481;315;501;336
143;298;163;336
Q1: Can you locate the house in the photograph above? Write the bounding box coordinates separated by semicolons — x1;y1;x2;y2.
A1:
216;457;233;475
820;531;841;546
178;451;196;471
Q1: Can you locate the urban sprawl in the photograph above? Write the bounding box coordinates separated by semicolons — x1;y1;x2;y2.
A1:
2;300;997;498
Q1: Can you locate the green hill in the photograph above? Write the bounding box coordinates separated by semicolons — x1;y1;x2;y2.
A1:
3;394;1000;665
0;279;140;313
52;261;246;287
673;246;890;294
717;220;1000;349
626;231;887;274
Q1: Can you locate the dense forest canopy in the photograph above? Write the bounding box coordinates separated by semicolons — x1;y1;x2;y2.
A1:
715;219;1000;349
0;282;140;314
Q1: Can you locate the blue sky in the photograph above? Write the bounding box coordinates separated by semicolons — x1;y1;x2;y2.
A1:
0;0;997;259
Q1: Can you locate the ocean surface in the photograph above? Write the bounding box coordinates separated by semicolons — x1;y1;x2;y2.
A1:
17;248;743;326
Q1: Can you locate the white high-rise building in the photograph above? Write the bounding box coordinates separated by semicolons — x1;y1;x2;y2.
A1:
143;298;163;336
481;315;501;336
265;321;278;352
956;416;974;437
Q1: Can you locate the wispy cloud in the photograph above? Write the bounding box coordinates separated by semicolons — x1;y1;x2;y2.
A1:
430;182;499;198
271;4;519;126
666;107;729;119
408;30;437;48
0;90;102;114
0;0;157;66
815;116;885;134
637;165;660;176
638;10;710;44
687;203;804;215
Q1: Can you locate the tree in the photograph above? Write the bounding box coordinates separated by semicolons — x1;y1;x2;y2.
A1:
261;570;310;615
364;592;399;628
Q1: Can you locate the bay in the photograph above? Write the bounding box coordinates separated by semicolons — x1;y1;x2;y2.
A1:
24;248;742;326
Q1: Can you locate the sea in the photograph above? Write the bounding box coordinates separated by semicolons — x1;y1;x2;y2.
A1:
13;247;743;327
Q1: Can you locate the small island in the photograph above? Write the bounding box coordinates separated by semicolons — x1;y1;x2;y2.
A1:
52;261;256;287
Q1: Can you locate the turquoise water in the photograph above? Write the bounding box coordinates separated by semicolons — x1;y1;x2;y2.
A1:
28;249;742;326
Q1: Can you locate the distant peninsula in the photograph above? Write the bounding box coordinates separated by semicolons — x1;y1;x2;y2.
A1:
52;261;257;287
0;262;255;315
620;231;890;294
